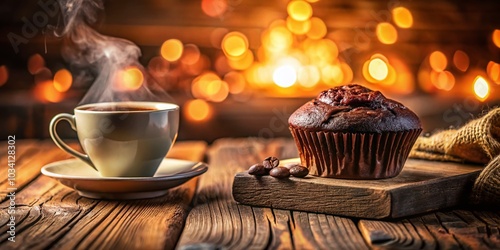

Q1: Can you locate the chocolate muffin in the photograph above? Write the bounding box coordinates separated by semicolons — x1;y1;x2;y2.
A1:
288;84;422;179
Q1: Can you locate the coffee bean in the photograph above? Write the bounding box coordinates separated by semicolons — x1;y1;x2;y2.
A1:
269;166;290;179
248;164;266;176
263;156;280;170
289;165;309;178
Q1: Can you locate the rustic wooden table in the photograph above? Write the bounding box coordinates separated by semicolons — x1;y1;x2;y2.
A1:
1;139;499;249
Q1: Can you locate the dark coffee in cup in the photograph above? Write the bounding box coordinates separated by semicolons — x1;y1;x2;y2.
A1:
81;106;157;112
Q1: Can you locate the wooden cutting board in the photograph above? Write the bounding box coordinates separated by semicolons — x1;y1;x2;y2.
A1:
232;159;483;219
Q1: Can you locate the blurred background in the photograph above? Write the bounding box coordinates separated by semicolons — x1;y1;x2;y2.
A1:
0;0;499;142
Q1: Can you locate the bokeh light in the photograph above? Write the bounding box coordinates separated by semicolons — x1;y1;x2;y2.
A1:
215;55;232;75
493;29;500;48
388;57;415;94
181;44;201;65
273;65;297;88
368;58;389;81
224;71;246;94
34;81;63;103
117;67;144;91
418;68;433;93
376;22;398;44
429;51;447;72
264;25;293;52
0;65;8;87
362;54;395;85
340;62;353;84
161;39;183;62
27;54;45;75
431;70;455;91
473;76;490;101
297;65;320;88
392;7;413;28
305;39;338;64
307;17;327;39
222;32;249;58
286;17;311;35
248;64;273;86
487;61;500;84
287;0;313;22
453;50;469;72
191;71;221;99
205;80;229;102
213;1;414;96
184;99;212;121
227;50;254;70
321;64;343;86
53;69;72;92
201;0;227;18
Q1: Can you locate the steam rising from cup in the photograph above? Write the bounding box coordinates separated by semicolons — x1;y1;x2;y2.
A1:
56;0;171;105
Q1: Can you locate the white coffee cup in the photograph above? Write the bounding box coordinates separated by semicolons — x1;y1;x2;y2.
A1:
49;101;179;177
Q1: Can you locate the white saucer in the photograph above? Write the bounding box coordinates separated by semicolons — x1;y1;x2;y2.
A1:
41;158;208;200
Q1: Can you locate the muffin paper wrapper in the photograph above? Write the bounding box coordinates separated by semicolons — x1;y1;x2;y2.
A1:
289;128;422;179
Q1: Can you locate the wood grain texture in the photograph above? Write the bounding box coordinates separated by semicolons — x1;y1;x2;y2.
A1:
0;140;206;250
359;210;500;249
178;138;499;249
0;140;70;201
1;139;499;249
233;159;483;219
177;138;369;249
233;173;391;219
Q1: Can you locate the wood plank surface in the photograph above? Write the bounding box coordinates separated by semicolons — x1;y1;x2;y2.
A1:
233;159;483;219
359;210;500;249
0;140;207;250
177;138;370;249
0;140;70;201
0;138;499;249
178;138;500;249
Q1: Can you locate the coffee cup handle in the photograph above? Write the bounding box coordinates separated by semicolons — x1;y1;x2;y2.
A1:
49;113;97;171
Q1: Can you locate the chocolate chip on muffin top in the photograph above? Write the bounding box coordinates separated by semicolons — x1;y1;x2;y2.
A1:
288;84;421;133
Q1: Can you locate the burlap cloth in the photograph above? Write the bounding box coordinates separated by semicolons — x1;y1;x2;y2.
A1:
409;108;500;206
